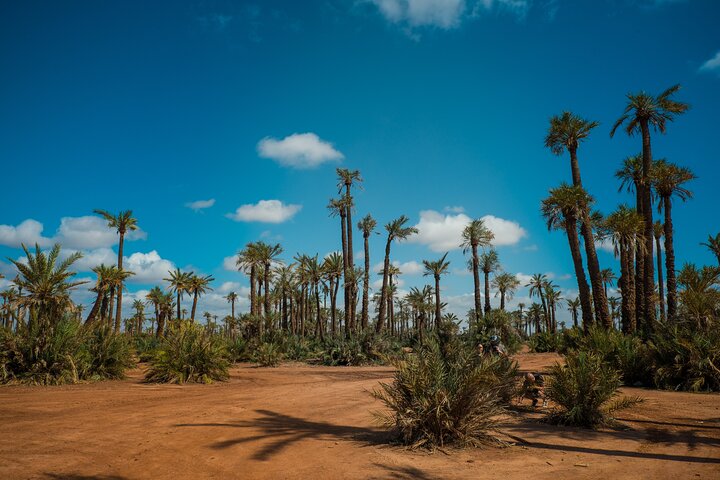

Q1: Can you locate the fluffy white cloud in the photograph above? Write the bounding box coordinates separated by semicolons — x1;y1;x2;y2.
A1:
370;0;465;28
185;199;216;211
407;210;526;252
373;260;423;275
0;219;53;248
123;251;176;284
0;216;146;250
223;255;239;271
226;200;302;223
257;133;344;169
65;247;117;272
218;281;242;293
700;51;720;73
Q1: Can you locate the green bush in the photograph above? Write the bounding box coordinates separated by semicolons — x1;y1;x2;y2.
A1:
224;337;248;363
545;351;639;428
373;338;509;449
528;330;563;353
134;334;161;362
321;336;368;366
144;321;229;384
466;310;522;355
255;342;283;367
81;324;135;380
648;324;720;392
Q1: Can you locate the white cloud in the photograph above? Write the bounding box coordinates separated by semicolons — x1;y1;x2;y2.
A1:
123;251;176;284
223;255;239;271
218;281;242;293
370;0;466;29
444;205;465;213
407;210;526;252
257;133;344;169
373;260;423;275
185;199;216;211
0;219;53;248
65;247;117;272
226;200;302;223
700;51;720;73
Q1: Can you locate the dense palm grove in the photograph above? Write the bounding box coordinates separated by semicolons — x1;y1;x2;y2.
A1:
1;85;719;445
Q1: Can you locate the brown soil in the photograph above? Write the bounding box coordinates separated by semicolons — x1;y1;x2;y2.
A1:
2;352;719;480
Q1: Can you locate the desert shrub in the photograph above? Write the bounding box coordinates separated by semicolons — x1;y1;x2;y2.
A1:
528;330;563;353
321;336;367;366
648;324;720;392
373;338;509;449
134;334;161;362
81;324;135;380
280;335;316;361
465;310;522;355
224;337;248;363
545;351;640;428
558;327;584;353
144;321;229;384
255;342;282;367
578;327;650;386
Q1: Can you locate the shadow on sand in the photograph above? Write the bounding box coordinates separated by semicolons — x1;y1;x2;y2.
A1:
44;474;129;480
176;409;389;461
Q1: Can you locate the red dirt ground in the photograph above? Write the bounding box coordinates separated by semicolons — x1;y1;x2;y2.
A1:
2;351;719;480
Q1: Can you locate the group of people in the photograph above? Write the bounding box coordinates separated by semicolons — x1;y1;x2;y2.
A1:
477;335;548;409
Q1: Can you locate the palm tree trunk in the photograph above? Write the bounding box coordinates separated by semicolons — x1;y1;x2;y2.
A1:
376;238;392;333
434;275;441;331
564;216;594;332
115;232;125;333
663;196;678;320
580;209;611;328
315;284;323;341
85;290;104;324
471;244;482;321
655;233;666;322
483;271;491;314
264;262;271;319
339;213;350;337
330;277;337;335
191;292;198;321
344;187;356;333
176;292;181;321
640;120;656;330
361;233;370;330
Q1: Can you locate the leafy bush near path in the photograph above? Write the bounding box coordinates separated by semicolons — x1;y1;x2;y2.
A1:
144;321;229;384
254;342;282;367
544;350;641;428
1;320;135;385
373;337;516;449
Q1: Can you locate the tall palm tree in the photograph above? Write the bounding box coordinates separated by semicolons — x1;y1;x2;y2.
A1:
652;159;695;320
541;184;595;330
322;252;343;335
10;244;85;332
255;241;283;319
607;296;621;329
701;233;720;266
107;267;134;332
225;291;238;320
377;216;417;333
599;268;616;299
526;273;549;322
237;242;262;316
545;111;610;328
603;205;646;333
94;209;138;334
337;168;362;330
461;219;494;322
164;268;193;321
422;252;450;331
478;250;499;314
611;84;689;328
328;197;351;332
357;214;377;330
146;286;164;337
565;297;581;328
653;221;666;321
188;274;214;321
492;272;520;311
132;299;145;334
544;284;562;333
86;264;114;325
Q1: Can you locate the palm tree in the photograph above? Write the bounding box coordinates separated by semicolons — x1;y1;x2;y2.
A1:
701;233;720;266
225;291;238;320
460;219;494;322
607;296;621;329
94;209;139;335
188;274;214;321
107;267;134;332
328;197;351;332
422;252;450;331
565;297;581;328
357;214;377;330
132;299;145;334
545;285;562;333
337;168;362;330
10;244;85;332
527;303;544;334
146;286;163;337
478;250;499;314
322;252;343;335
603;205;646;333
86;264;114;325
526;273;549;322
653;221;666;321
611;84;689;327
237;242;262;315
377;216;417;333
677;263;720;328
255;241;283;319
541;184;595;330
492;272;520;311
652;159;695;320
164;268;193;321
599;268;616;299
545;111;610;328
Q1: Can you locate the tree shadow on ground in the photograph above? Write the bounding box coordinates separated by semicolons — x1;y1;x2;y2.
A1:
368;463;438;480
503;419;720;464
615;417;720;430
176;409;390;461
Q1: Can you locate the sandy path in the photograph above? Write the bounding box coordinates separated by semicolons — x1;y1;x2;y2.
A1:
1;353;719;480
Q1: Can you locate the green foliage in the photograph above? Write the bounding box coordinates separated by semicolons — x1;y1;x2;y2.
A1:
466;310;522;355
1;320;135;385
545;351;629;428
321;336;368;366
648;324;720;392
134;334;161;362
528;330;563;353
223;337;248;363
144;321;229;384
255;342;282;367
581;327;649;385
373;338;513;449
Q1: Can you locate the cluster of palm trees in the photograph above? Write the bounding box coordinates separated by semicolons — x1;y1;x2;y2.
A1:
540;84;717;334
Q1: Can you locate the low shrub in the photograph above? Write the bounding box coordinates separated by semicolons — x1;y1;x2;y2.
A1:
255;342;283;367
134;334;161;362
528;330;563;353
144;321;229;384
81;324;135;380
373;338;508;449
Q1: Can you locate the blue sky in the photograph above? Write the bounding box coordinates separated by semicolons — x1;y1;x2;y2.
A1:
1;0;718;323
